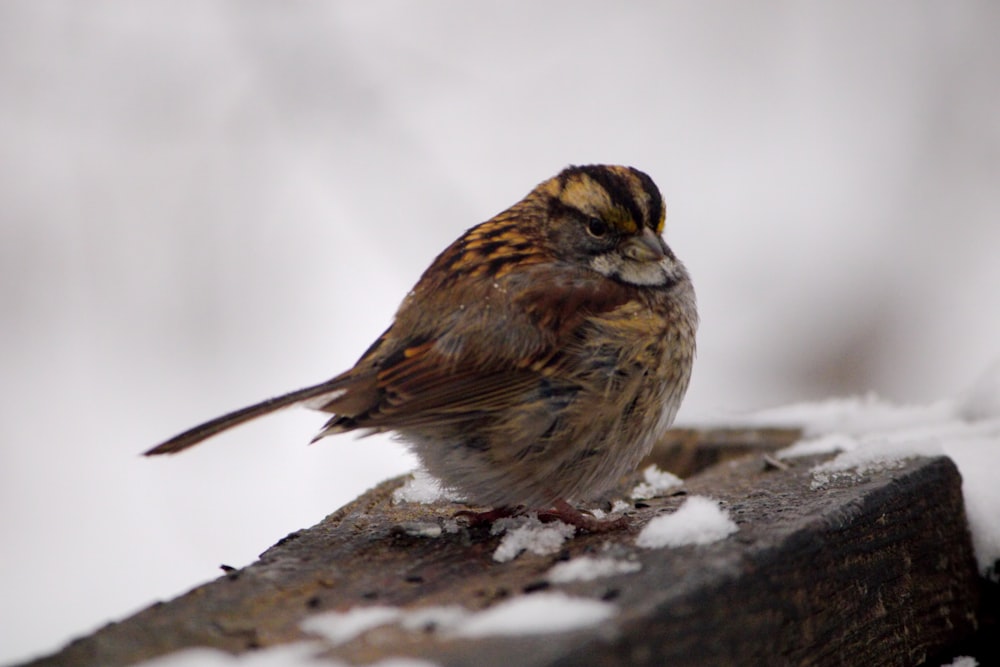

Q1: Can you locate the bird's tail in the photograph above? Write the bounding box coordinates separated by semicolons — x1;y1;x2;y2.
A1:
144;379;348;456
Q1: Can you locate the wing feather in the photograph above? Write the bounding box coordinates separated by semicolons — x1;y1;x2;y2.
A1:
314;269;638;435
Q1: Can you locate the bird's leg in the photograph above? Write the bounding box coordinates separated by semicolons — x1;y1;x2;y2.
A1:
537;498;630;532
456;500;630;532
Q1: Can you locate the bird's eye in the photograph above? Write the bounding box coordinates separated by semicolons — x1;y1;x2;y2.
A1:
586;216;609;238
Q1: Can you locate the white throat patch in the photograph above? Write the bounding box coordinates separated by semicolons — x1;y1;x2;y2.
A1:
590;253;672;286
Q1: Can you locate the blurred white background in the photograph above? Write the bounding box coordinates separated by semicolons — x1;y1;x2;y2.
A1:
1;2;998;663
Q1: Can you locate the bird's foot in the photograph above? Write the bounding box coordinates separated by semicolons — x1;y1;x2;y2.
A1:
456;500;629;533
454;506;522;528
537;499;630;533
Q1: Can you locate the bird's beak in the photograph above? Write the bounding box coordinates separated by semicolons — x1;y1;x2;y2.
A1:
622;227;667;262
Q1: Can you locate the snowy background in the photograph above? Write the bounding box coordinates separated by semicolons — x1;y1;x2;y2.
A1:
2;2;999;664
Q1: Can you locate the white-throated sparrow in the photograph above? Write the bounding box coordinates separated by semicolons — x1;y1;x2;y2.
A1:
147;165;697;529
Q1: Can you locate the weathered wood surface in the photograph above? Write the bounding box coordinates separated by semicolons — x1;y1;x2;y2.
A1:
647;426;802;478
20;429;982;667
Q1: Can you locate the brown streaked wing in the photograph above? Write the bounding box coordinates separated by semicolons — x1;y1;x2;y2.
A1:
315;272;637;431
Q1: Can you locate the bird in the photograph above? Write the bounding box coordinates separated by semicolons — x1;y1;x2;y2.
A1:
146;165;697;530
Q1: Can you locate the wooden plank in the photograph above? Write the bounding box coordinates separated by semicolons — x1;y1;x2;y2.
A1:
21;435;980;667
646;426;802;477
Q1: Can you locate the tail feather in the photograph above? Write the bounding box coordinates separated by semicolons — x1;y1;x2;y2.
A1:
309;414;369;444
144;379;347;456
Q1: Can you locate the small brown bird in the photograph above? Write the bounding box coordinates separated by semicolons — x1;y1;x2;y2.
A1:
147;165;697;529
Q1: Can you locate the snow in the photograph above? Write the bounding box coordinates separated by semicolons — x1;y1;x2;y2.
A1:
808;437;944;490
447;593;616;638
777;432;857;459
394;521;445;538
134;642;439;667
754;361;1000;581
958;359;1000;421
392;469;463;505
301;605;404;645
294;594;614;648
940;658;978;667
635;496;738;549
610;499;634;514
945;436;1000;582
546;556;642;583
398;606;467;633
630;465;684;500
301;605;459;646
751;394;956;437
490;516;576;563
588;499;633;521
135;644;324;667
